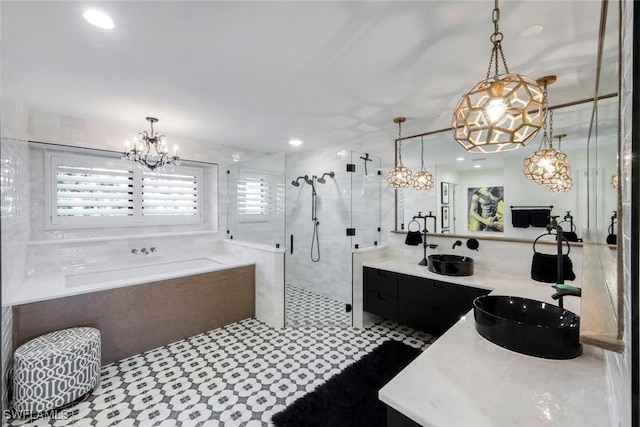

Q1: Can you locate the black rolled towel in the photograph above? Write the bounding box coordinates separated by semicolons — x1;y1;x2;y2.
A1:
531;253;577;283
530;209;551;227
511;210;531;228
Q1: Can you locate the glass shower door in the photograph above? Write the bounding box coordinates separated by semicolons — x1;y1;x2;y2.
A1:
350;151;381;249
284;149;352;327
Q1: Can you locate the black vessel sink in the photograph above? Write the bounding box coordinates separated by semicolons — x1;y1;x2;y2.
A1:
473;295;582;359
427;254;474;276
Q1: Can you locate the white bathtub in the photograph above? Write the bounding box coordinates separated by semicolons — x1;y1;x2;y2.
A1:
65;257;223;288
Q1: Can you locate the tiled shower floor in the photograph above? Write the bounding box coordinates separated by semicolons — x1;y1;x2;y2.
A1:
6;318;436;426
285;284;351;326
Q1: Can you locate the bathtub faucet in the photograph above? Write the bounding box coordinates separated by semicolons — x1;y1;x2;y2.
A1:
141;248;149;254
150;247;157;253
131;249;138;254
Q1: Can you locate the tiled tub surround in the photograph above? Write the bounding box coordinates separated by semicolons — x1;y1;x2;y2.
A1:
363;257;609;427
8;250;253;306
13;265;256;365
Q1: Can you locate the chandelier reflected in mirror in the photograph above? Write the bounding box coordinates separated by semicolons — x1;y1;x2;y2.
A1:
452;0;546;153
610;174;619;189
387;117;412;188
123;117;180;172
522;77;571;185
412;136;434;190
546;134;573;192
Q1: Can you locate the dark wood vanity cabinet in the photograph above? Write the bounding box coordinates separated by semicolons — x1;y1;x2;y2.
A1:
363;267;489;335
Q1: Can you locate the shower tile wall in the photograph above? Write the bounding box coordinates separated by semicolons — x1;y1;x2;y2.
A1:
605;2;633;426
286;150;352;307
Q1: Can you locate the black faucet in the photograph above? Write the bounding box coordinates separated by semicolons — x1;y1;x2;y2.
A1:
546;216;564;285
452;240;462;250
551;284;581;309
413;211;437;266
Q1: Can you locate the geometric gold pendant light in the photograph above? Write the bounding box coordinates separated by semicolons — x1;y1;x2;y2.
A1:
546;134;574;192
412;136;435;190
522;77;571;185
387;117;413;188
452;0;546;154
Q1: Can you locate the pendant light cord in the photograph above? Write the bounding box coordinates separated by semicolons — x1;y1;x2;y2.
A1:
486;0;510;79
397;120;403;167
420;136;426;172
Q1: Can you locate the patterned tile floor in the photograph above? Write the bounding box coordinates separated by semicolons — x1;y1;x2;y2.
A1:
6;318;436;427
285;284;351;327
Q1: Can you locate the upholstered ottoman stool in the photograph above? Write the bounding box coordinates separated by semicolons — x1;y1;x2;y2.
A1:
12;327;101;413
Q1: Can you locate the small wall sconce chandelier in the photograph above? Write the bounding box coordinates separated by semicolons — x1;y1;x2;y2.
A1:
412;136;434;190
452;0;545;153
387;117;412;188
122;117;180;172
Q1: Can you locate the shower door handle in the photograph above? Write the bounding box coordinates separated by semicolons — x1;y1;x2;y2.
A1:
290;234;294;254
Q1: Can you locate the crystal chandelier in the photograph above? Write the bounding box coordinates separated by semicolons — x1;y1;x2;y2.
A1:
387;117;412;188
452;0;546;153
412;136;434;190
123;117;180;172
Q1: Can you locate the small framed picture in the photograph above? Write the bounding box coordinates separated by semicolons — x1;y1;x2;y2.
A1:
441;205;450;229
441;182;450;205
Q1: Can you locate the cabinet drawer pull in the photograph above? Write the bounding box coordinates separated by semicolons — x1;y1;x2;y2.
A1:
378;292;387;301
433;282;446;289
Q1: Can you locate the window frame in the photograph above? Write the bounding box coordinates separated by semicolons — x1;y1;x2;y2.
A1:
47;152;204;229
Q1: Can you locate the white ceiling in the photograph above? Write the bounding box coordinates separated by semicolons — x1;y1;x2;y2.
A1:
1;1;617;160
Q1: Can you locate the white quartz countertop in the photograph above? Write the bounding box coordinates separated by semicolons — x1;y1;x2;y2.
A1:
369;257;610;427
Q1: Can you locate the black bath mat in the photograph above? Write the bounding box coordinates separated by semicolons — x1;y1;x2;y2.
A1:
271;339;422;427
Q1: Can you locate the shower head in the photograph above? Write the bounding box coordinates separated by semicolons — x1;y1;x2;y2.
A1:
317;171;335;184
292;176;308;187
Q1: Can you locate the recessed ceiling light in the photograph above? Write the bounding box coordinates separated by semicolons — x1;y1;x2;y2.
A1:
474;164;482;168
456;157;464;161
83;10;115;30
288;139;303;146
517;24;544;38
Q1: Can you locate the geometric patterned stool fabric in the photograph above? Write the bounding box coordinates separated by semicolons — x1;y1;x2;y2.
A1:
12;327;101;413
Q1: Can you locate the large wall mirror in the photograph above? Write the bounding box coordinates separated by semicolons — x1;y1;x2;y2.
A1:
394;0;619;246
394;95;618;243
394;0;623;351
